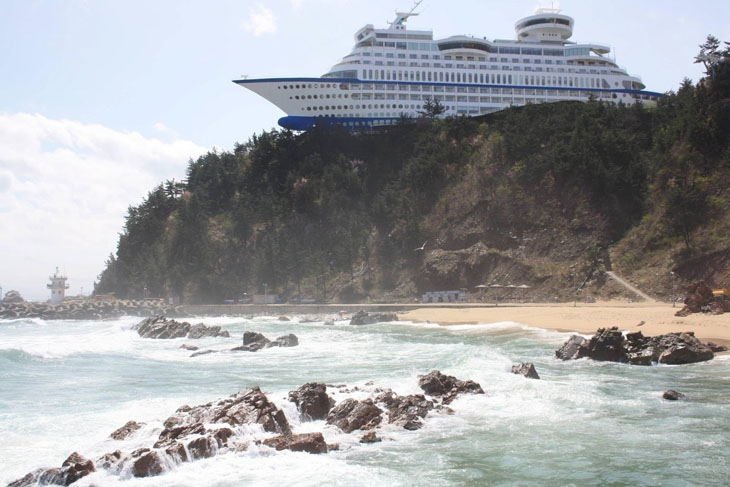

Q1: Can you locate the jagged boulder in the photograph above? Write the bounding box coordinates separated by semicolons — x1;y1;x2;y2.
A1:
511;363;540;380
288;383;334;421
263;433;328;454
556;329;715;365
232;332;299;352
376;390;434;430
359;431;382;444
187;323;230;339
555;335;587;360
270;334;299;347
675;281;723;316
662;390;687;401
8;452;95;487
326;398;382;433
418;370;484;405
110;420;144;440
349;310;399;326
134;315;190;339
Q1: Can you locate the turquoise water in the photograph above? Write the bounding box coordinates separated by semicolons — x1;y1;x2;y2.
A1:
1;316;728;486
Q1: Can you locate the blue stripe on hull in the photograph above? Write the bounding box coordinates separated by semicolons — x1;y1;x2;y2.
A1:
279;116;400;131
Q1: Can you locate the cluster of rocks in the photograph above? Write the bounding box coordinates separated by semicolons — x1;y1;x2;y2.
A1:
675;282;730;317
349;310;399;326
556;327;726;365
134;315;229;339
0;298;187;321
9;370;483;485
232;331;299;352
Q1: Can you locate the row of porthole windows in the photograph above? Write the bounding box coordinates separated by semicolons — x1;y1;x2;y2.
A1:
291;94;349;100
278;83;337;90
305;103;429;112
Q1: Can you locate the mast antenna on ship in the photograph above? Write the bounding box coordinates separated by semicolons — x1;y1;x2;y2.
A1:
389;0;424;30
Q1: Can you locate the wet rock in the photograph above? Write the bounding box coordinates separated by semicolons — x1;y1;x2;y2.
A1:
270;334;299;348
187;323;230;339
323;319;336;326
349;310;399;326
134;316;228;340
95;451;123;472
557;329;715;365
180;344;199;351
555;335;587;360
662;390;687;401
581;327;625;362
110;420;145;440
263;433;328;454
8;452;96;486
278;316;291;322
232;332;299;351
376;390;434;430
134;315;190;339
706;342;728;353
511;363;540;380
132;450;165;478
359;431;382;444
159;387;291;446
190;350;218;357
232;331;271;351
326;398;383;433
417;370;485;405
288;383;334;421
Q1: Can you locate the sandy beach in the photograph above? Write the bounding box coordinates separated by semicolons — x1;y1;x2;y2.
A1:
399;302;730;347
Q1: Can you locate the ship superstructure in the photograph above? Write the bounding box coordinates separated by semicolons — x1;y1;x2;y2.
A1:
235;4;661;130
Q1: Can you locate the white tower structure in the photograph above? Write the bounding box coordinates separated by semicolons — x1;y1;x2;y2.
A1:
47;267;69;305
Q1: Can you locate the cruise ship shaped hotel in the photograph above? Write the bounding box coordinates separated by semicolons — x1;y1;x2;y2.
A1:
235;5;662;131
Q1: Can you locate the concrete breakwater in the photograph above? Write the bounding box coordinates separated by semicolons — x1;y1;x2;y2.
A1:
0;299;187;320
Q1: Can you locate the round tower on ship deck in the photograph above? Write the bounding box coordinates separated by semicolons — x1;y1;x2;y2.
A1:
515;8;574;41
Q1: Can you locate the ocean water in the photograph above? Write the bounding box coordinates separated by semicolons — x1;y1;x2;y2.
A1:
1;315;728;486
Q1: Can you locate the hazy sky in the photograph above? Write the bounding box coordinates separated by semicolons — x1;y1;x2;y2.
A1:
1;0;728;300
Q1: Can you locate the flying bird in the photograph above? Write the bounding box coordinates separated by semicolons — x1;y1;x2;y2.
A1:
414;241;427;251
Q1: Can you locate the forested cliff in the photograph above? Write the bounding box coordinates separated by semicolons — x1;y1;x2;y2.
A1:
95;38;730;303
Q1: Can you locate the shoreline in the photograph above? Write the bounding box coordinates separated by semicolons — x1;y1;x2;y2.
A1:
397;302;730;348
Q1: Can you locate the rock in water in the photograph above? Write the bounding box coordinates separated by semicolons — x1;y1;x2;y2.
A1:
359;431;382;443
3;290;25;304
349;310;399;326
110;420;145;440
663;390;687;401
134;315;190;339
8;452;95;486
187;323;230;339
511;363;540;380
555;335;587;360
270;334;299;347
288;383;334;421
326;398;383;433
134;316;229;339
582;327;625;362
556;329;715;365
263;433;328;454
375;390;434;430
417;370;484;404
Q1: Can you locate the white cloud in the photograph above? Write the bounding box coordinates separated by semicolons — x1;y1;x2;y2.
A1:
0;113;207;301
153;121;180;139
289;0;305;9
242;4;277;36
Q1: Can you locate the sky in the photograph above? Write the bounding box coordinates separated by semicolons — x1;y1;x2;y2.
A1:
1;0;728;301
